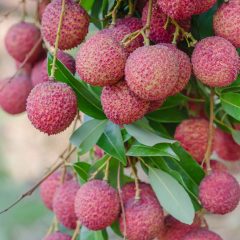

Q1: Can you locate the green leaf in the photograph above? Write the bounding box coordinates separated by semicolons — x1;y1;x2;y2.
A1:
80;227;106;240
148;168;195;225
97;122;126;165
74;162;91;183
70;119;108;154
81;0;95;11
221;92;240;121
124;119;175;146
111;221;123;238
127;142;179;160
231;129;240;145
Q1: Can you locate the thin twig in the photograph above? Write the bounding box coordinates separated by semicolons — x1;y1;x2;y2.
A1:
144;0;153;46
128;157;140;200
103;157;111;181
106;0;123;26
71;221;81;240
45;216;58;237
21;0;27;20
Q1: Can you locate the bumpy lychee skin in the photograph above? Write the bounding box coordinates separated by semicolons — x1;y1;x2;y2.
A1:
31;59;45;86
44;231;71;240
157;0;196;20
39;172;72;210
75;180;120;230
76;34;127;86
199;171;240;214
0;75;32;115
148;99;165;113
183;229;223;240
53;180;80;229
26;82;77;135
101;81;149;125
213;0;240;48
194;0;217;15
116;17;143;32
214;128;240;162
125;45;179;101
192;36;239;87
119;197;164;240
5;22;43;63
41;0;89;50
174;119;214;163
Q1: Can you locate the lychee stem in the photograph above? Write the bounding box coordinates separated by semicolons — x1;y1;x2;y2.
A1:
50;0;66;79
144;0;153;46
45;216;58;237
106;0;123;26
21;0;27;21
128;0;134;16
89;158;108;180
163;16;170;30
103;157;111;181
71;221;81;240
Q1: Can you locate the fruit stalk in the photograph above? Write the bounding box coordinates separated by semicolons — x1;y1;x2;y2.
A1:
144;0;153;45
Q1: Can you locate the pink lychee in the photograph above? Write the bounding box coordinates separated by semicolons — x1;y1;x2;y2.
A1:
43;231;71;240
31;59;45;86
183;228;223;240
116;17;143;32
148;99;165;113
194;0;217;15
203;160;228;173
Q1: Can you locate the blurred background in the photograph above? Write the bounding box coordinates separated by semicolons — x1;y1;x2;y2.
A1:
0;1;239;240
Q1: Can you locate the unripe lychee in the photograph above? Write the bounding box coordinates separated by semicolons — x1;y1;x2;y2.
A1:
125;45;179;101
213;0;240;48
0;75;32;115
53;180;80;229
101;81;149;125
183;229;223;240
119;197;164;240
43;231;71;240
31;59;45;86
75;180;120;230
5;22;43;63
194;0;217;15
148;99;165;113
192;36;239;87
38;0;51;21
41;0;89;50
199;171;240;214
214;128;240;162
26;82;77;135
157;0;196;20
76;34;127;86
174;119;214;163
39;172;72;210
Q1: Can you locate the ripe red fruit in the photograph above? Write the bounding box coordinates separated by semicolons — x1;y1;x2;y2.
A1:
194;0;216;15
213;0;240;48
174;118;214;163
39;172;72;210
119;197;164;240
148;99;165;113
192;36;239;87
43;231;71;240
31;59;45;86
53;180;80;229
116;17;143;32
38;0;51;21
26;82;77;135
75;180;120;230
5;22;43;64
41;0;89;50
183;228;223;240
0;74;32;115
101;81;149;125
76;34;127;86
199;171;240;214
125;45;179;101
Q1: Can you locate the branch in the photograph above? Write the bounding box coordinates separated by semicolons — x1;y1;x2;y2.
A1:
71;221;81;240
128;157;140;200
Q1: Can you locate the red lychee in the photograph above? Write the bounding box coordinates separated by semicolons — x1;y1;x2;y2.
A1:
39;172;72;210
76;34;127;86
15;61;32;76
199;171;240;214
0;74;32;115
213;0;240;48
194;0;217;15
148;99;165;113
31;59;45;86
41;0;89;50
183;228;223;240
174;118;214;163
214;128;240;162
26;82;77;135
74;180;120;230
5;22;43;64
38;0;51;21
119;196;164;240
101;81;149;125
192;36;239;87
44;231;71;240
125;45;179;101
53;180;80;229
116;17;143;32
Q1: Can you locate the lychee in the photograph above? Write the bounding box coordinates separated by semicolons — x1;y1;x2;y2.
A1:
53;180;80;229
119;196;164;240
38;0;51;21
199;171;240;214
183;228;223;240
0;74;32;115
192;36;239;87
39;171;72;210
101;81;149;125
26;82;77;135
116;17;143;32
148;99;165;113
194;0;217;15
31;59;45;86
74;180;120;230
213;0;240;48
214;128;240;162
15;61;32;76
125;45;179;101
174;118;214;163
157;0;196;20
44;231;71;240
76;34;127;86
5;22;43;63
203;160;228;173
41;0;89;50
94;145;104;159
